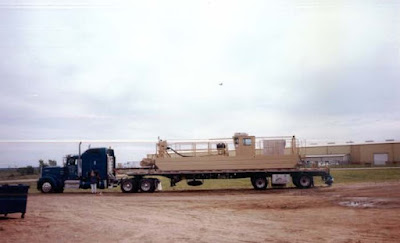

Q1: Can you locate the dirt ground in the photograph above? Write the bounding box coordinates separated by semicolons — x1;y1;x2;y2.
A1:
1;181;400;243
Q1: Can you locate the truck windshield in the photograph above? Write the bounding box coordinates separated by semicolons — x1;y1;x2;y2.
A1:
67;158;76;166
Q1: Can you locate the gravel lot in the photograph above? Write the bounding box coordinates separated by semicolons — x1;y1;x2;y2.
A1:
1;182;400;243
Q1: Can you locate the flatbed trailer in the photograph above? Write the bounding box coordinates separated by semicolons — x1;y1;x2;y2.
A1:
114;133;333;193
115;167;334;193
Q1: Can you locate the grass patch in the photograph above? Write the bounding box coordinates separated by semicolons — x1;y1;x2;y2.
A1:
0;169;39;180
330;169;400;184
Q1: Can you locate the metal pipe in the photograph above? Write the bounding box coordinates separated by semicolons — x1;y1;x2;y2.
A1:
79;141;82;159
78;142;82;177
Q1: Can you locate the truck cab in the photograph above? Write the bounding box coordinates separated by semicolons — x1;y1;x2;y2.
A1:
37;148;116;193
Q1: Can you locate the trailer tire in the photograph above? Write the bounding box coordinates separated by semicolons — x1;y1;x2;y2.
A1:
40;180;54;193
297;174;313;189
140;179;155;193
251;176;268;190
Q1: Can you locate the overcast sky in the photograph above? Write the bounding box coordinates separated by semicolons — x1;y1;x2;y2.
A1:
1;0;400;167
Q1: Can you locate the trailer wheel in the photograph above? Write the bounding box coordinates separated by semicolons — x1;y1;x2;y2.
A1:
140;179;155;193
298;175;313;189
121;179;137;193
251;176;268;190
40;181;54;193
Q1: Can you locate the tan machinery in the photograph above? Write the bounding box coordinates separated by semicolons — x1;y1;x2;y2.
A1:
142;133;300;171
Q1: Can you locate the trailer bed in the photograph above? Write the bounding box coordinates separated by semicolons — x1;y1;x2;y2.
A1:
115;167;331;177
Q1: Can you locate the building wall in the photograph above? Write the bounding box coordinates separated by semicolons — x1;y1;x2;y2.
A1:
394;144;400;162
300;145;351;156
354;143;400;164
302;143;400;164
350;145;361;163
327;145;351;154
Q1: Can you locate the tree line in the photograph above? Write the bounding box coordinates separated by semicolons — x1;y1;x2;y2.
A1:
15;159;58;176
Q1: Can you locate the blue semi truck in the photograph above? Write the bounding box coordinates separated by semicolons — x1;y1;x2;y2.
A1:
37;146;118;193
37;135;334;193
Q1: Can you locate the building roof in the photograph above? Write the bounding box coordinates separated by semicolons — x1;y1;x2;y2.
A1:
306;140;399;147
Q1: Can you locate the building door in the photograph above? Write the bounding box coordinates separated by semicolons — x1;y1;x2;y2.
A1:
373;153;388;165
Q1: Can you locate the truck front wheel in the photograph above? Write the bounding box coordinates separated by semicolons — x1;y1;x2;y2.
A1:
40;181;54;193
251;176;268;190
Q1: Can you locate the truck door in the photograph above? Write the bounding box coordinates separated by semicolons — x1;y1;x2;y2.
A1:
66;157;78;180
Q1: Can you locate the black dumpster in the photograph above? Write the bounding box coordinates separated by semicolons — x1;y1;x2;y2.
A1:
0;184;30;218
